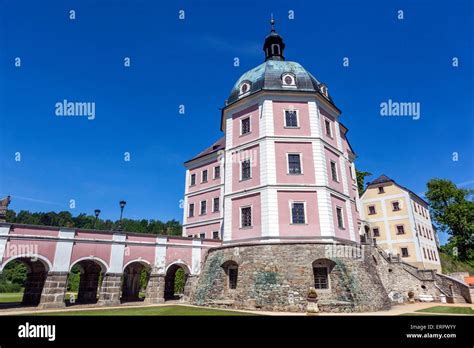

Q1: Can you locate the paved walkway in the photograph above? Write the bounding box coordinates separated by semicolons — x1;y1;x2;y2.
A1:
0;301;472;316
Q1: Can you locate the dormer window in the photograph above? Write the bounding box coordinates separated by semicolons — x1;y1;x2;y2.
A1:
239;81;251;96
319;84;329;98
282;73;296;87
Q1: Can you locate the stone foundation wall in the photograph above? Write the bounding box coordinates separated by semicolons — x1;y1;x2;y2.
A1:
144;274;165;304
98;273;122;306
191;243;392;313
38;272;68;309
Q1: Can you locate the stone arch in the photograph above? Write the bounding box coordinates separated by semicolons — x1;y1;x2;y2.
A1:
311;259;336;290
0;256;50;306
67;257;108;305
221;260;239;290
121;260;152;303
164;261;191;301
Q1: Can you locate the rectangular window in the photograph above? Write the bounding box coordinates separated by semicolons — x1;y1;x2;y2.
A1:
392;201;400;211
228;267;238;289
199;233;205;239
190;174;196;186
241;117;250;135
378;186;385;194
401;248;409;258
325;119;332;137
373;228;380;237
241;159;251;180
213;197;220;212
212;231;219;239
291;202;305;224
285;110;298;127
423;248;427;259
188;203;195;217
214;166;220;179
241;206;252;228
288;154;302;174
368;205;376;215
336;206;344;229
202;170;208;183
396;225;405;235
200;200;207;215
313;267;329;289
330;161;338;181
414;203;418;213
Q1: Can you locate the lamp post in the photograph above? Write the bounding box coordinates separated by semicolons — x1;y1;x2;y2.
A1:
94;209;101;228
118;200;126;231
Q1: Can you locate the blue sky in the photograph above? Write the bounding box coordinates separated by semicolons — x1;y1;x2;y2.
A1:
0;0;472;244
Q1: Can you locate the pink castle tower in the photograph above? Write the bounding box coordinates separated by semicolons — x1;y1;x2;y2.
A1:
183;20;362;245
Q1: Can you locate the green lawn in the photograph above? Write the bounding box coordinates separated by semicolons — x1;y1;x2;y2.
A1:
0;292;23;303
33;305;255;316
416;306;474;315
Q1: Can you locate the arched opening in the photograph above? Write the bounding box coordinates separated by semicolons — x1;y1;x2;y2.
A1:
221;261;239;290
66;259;105;306
121;261;151;303
164;264;189;301
0;257;48;308
312;259;336;290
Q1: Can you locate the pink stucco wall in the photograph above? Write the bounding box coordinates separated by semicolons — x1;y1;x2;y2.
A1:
231;144;260;192
2;239;57;269
185;222;221;239
325;147;344;193
70;242;112;269
277;191;320;237
187;158;222;194
273;101;311;136
186;188;222;223
331;195;350;240
123;243;155;270
275;142;315;184
165;246;192;271
319;107;338;148
10;227;59;237
232;103;259;147
231;193;261;240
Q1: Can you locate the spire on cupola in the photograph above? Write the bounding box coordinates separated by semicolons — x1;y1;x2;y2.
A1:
263;15;286;61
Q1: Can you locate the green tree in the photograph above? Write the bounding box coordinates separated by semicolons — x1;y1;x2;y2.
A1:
356;170;372;195
425;179;474;261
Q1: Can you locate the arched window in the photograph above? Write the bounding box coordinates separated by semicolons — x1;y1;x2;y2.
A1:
239;81;251;96
282;73;296;87
271;44;280;55
312;259;336;290
222;261;238;290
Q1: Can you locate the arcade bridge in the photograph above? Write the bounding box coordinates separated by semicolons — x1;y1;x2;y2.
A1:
0;223;221;308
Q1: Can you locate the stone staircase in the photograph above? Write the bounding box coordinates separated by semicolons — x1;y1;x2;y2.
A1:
374;246;471;304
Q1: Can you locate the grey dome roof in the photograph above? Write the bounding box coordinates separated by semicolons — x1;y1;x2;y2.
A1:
226;60;334;105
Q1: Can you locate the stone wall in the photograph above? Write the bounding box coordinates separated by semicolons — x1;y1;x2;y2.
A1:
191;243;392;313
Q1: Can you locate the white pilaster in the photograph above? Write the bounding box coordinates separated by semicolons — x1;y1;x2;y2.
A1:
316;188;335;237
405;192;422;262
108;233;126;273
261;188;279;238
260;99;274;137
51;228;75;272
191;239;202;275
223;196;233;241
0;225;11;267
154;236;167;274
345;200;356;241
313;140;328;186
308;101;320;137
334;121;343;152
339;156;349;196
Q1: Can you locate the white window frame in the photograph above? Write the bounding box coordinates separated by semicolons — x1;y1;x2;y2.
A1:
283;109;300;128
200;200;207;215
286;152;303;175
240;157;252;181
330;160;339;182
324;118;333;138
213;197;220;213
201;169;208;183
335;205;345;229
239;82;251;96
212;231;220;239
282;73;297;88
240;116;251;136
213;165;220;179
392;200;401;211
188;203;195;218
240;205;253;228
190;173;196;186
289;201;307;225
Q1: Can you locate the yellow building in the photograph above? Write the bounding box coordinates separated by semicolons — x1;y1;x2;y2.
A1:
360;175;441;273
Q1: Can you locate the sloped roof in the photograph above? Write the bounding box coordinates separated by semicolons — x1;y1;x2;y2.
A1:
185;137;225;164
367;174;429;206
